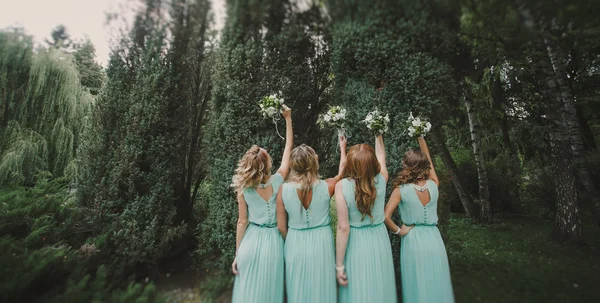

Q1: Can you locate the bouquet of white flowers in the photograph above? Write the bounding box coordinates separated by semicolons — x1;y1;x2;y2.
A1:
318;106;348;136
363;109;390;135
259;92;285;118
406;112;432;137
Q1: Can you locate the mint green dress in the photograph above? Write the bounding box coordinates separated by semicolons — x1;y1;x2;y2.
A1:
282;180;336;303
338;174;397;303
232;173;285;303
398;179;454;303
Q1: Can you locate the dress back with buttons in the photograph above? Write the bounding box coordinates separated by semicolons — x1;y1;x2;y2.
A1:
282;180;331;229
398;179;439;226
243;173;285;226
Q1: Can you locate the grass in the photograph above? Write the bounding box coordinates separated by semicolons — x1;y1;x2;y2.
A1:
446;215;600;303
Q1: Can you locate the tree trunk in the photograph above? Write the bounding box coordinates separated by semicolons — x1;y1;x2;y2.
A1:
464;91;493;223
432;126;474;218
538;44;582;242
515;0;583;241
548;124;582;242
537;13;600;226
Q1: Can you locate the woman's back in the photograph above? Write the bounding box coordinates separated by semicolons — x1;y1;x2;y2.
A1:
341;173;386;227
398;179;439;226
242;174;285;226
282;180;331;229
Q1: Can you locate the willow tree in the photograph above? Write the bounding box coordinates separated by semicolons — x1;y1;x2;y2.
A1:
0;29;93;186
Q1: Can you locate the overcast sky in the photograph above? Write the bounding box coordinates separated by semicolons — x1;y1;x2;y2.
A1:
0;0;225;66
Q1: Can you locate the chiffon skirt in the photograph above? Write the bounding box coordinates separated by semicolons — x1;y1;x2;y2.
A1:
400;225;454;303
284;225;336;303
232;225;284;303
338;223;397;303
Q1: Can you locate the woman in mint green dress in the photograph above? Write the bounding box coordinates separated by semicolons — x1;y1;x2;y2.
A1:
384;136;454;303
276;137;346;303
335;135;397;303
230;106;292;303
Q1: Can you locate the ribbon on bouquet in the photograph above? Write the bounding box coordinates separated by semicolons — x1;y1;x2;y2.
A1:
273;115;285;140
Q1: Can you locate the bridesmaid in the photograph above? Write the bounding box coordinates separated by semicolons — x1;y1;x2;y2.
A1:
276;137;346;303
230;106;292;303
335;135;397;303
384;136;455;303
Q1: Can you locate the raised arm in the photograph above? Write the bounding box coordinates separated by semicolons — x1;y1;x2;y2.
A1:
232;194;249;274
384;188;413;237
418;137;439;186
276;185;288;239
326;135;347;196
334;181;350;286
375;135;388;182
277;105;293;178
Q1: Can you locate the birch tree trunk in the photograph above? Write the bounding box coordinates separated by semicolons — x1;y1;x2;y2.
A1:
515;0;582;242
432;125;474;218
538;19;600;226
538;41;582;242
464;90;493;223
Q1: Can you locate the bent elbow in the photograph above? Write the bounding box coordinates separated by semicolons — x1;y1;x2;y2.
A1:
338;224;350;234
237;219;248;227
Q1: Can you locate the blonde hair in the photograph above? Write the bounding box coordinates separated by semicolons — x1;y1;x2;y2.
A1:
231;145;272;195
342;144;380;221
392;149;430;187
287;144;320;206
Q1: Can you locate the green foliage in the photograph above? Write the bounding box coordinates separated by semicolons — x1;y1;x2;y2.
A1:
0;121;48;185
77;0;214;273
0;29;93;186
0;177;77;243
0;180;162;302
78;25;186;267
0;237;162;303
73;39;105;95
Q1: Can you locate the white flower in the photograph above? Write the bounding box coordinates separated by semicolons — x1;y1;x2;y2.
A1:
425;122;432;132
384;114;390;123
324;114;331;122
367;124;372;129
